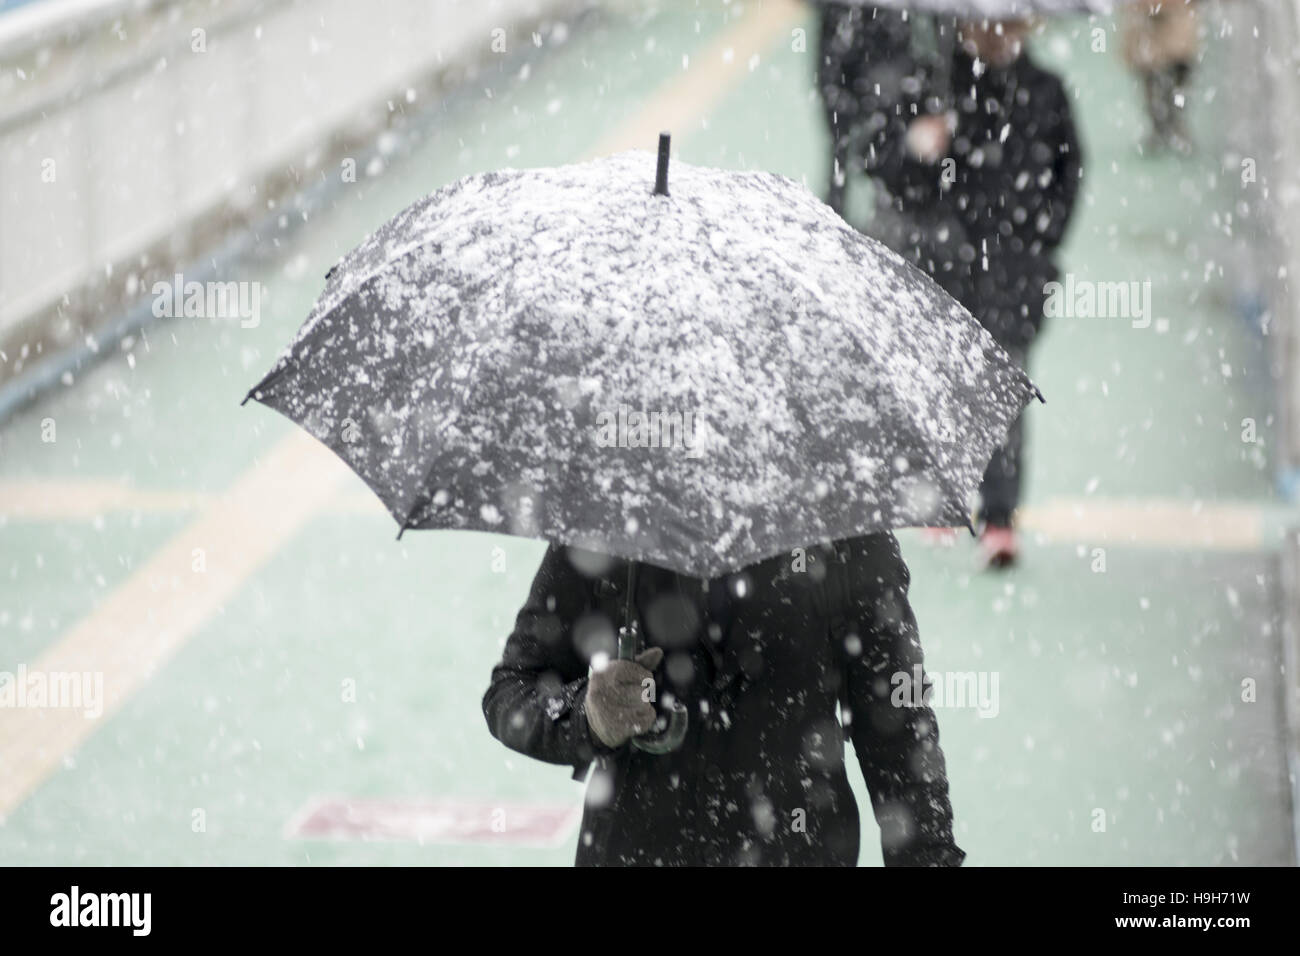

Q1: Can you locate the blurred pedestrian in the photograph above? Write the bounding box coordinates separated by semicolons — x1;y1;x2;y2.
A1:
483;537;966;867
1121;0;1201;155
816;2;921;216
868;18;1083;567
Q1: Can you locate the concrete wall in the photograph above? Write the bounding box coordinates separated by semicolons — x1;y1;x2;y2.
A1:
0;0;575;383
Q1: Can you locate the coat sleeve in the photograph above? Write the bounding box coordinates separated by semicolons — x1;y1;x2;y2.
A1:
859;46;947;203
482;544;621;779
838;534;966;867
864;120;944;206
859;63;945;206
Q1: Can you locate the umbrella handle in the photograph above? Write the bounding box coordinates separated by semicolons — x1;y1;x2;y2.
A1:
632;700;689;754
616;575;688;754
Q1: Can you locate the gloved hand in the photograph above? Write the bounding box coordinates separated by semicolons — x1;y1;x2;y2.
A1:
584;647;664;749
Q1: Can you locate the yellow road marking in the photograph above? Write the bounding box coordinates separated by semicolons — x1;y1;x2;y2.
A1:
0;433;353;819
592;0;802;155
0;477;1278;553
1019;497;1268;552
0;1;806;819
0;479;211;518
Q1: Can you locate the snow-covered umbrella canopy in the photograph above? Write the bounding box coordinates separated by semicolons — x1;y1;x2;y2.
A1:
245;140;1040;579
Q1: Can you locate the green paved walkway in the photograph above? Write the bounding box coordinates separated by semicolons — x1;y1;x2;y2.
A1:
0;2;1293;865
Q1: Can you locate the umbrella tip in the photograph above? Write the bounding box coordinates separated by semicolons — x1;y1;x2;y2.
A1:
654;132;671;197
239;390;253;407
1033;385;1046;405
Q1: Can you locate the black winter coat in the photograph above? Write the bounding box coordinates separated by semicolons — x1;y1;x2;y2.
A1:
869;47;1084;350
482;534;965;867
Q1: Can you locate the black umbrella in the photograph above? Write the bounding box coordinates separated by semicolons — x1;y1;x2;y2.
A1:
244;137;1041;747
245;138;1038;573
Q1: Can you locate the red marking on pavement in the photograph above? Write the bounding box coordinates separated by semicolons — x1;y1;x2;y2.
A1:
285;798;582;848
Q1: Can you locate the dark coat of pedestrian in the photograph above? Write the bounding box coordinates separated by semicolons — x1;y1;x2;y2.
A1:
870;42;1083;352
483;534;966;867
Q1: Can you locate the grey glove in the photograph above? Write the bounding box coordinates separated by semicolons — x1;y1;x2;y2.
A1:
584;647;664;749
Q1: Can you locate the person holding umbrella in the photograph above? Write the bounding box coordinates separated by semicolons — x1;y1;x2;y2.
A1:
246;137;1039;867
868;15;1083;567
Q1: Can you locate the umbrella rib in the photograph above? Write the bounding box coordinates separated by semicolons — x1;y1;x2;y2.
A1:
396;466;437;538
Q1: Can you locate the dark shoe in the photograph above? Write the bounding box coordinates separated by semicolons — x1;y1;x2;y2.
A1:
979;526;1019;570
